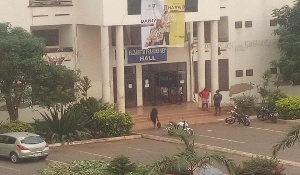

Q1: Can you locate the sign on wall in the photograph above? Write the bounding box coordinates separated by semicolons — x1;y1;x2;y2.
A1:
127;47;167;64
141;0;185;49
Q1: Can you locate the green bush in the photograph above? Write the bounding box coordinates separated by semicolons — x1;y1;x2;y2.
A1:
106;156;137;175
91;108;133;138
0;121;35;134
237;156;285;175
37;105;92;143
232;94;257;115
275;97;300;120
39;160;109;175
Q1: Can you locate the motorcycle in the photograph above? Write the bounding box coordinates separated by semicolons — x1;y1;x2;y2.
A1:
166;121;194;136
257;106;279;123
225;106;251;126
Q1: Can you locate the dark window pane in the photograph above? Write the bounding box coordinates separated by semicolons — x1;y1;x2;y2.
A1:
235;21;242;29
245;21;252;28
270;19;278;26
219;59;229;91
270;68;277;74
246;69;253;76
236;70;243;77
130;26;141;45
32;29;59;46
128;0;141;15
186;0;198;12
205;60;211;91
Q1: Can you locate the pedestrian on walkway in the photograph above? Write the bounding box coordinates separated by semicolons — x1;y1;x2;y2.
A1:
198;88;210;111
150;108;159;129
213;90;222;116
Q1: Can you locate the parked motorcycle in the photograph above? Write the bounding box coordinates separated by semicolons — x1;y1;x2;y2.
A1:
225;106;251;126
166;121;194;136
257;106;279;123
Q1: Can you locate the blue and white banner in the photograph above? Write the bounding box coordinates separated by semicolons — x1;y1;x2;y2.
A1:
127;47;167;64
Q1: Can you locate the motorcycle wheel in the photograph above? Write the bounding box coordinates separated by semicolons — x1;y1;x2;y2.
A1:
243;119;251;126
257;113;266;121
225;117;235;124
188;130;194;136
168;129;174;136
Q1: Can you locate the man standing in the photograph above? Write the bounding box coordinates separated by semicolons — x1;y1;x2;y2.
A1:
213;90;222;116
161;5;173;45
198;88;210;111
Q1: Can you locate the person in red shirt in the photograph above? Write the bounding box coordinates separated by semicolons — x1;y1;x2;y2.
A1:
198;88;210;111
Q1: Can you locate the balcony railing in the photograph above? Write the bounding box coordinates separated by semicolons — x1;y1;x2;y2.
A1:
29;0;73;7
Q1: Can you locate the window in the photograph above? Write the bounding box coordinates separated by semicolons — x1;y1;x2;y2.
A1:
245;21;252;28
128;0;141;15
130;26;141;45
235;21;242;29
270;19;278;26
186;0;198;12
21;136;44;144
270;68;278;74
236;70;243;77
32;29;59;46
246;69;253;76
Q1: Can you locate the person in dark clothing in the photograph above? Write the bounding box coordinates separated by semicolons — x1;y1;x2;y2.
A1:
213;90;222;116
150;108;159;128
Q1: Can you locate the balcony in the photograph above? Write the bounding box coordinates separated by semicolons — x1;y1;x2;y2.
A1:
29;0;73;7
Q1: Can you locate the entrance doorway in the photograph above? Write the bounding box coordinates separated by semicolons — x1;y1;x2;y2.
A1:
142;62;186;106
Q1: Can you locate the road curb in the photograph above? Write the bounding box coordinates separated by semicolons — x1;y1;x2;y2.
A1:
49;135;142;147
278;119;300;124
140;133;300;168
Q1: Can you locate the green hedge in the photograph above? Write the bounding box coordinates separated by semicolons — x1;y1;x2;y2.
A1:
275;97;300;120
0;121;35;134
91;108;133;138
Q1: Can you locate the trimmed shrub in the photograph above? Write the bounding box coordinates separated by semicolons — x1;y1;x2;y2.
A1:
39;160;109;175
237;156;285;175
232;94;257;115
0;121;35;134
91;108;133;138
106;156;137;175
275;97;300;120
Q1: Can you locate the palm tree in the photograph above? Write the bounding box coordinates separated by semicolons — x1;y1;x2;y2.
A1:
273;125;300;156
149;126;237;175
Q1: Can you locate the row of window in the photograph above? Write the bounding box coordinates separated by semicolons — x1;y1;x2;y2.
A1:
127;0;198;15
235;19;278;29
235;69;253;77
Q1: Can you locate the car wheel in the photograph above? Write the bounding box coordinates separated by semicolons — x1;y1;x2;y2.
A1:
39;155;48;160
10;152;20;163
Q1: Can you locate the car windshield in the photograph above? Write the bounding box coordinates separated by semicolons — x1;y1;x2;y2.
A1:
20;136;44;144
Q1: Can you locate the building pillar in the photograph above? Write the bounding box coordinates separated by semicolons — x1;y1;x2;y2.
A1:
101;26;110;104
136;65;143;107
116;26;125;112
210;20;219;104
197;21;205;107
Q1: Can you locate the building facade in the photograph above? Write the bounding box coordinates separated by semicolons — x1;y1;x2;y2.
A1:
1;0;299;117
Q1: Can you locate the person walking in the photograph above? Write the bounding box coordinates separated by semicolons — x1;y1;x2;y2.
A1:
213;90;223;116
150;108;159;129
198;88;210;111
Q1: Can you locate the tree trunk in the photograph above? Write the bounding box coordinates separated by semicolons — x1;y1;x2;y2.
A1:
5;97;19;121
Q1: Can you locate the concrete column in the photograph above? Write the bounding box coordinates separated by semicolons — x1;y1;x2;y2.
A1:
197;21;205;107
101;26;110;104
210;20;219;103
189;22;195;102
136;64;143;107
116;26;125;112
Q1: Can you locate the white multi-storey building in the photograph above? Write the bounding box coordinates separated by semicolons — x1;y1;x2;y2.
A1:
0;0;299;119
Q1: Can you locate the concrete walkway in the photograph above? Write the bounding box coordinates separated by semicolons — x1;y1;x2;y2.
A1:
126;102;227;131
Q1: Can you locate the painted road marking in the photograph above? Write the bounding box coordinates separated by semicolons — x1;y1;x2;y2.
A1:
206;130;213;132
248;126;286;134
124;146;162;155
70;149;112;159
195;134;245;144
0;164;20;172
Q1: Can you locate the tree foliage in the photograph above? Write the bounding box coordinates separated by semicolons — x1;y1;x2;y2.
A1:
0;22;77;121
272;1;300;84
